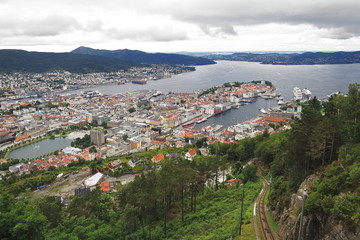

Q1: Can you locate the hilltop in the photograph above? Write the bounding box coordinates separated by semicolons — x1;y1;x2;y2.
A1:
0;49;140;73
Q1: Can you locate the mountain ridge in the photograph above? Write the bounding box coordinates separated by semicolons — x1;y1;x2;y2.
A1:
71;46;215;65
0;49;141;73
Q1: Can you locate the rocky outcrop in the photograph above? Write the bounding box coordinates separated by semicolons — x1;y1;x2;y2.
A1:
276;174;358;240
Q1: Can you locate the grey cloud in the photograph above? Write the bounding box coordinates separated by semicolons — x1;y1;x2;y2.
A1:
23;15;80;36
107;26;188;42
0;14;81;37
83;20;103;31
319;28;355;40
199;24;237;37
220;25;237;36
118;0;360;39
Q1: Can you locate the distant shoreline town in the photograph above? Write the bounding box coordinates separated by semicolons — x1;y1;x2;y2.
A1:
0;65;195;100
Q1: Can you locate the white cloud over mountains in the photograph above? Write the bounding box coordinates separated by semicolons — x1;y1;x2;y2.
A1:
0;0;359;52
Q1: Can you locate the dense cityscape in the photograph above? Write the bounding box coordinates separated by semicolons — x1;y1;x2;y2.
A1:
1;79;303;176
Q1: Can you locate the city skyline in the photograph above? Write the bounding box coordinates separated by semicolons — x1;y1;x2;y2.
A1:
0;0;359;53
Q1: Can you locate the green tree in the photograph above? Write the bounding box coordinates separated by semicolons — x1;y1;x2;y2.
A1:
122;134;129;141
36;196;62;228
243;164;257;182
89;146;97;153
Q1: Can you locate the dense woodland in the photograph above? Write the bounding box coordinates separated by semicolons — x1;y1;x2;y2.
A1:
0;84;359;239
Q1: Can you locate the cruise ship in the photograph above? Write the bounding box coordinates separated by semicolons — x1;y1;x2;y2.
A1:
293;87;303;100
302;88;312;100
293;87;312;100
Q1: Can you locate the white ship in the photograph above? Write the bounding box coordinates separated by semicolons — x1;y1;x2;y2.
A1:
302;88;312;100
293;87;311;100
293;87;303;100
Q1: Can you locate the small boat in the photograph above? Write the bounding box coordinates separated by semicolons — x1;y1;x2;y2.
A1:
183;123;194;128
196;118;207;124
259;108;267;114
81;90;102;98
277;100;284;105
132;80;147;85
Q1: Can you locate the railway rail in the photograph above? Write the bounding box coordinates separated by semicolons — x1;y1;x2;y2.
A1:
254;174;278;240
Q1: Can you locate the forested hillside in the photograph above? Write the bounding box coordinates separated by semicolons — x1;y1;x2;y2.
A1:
0;147;262;240
0;50;140;73
255;84;360;237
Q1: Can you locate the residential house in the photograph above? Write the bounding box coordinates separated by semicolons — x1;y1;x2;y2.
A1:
151;153;164;164
226;179;244;187
108;159;122;171
185;149;197;160
100;182;111;192
128;156;142;168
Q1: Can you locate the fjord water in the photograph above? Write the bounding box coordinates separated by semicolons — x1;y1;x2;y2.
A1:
68;61;360;127
70;61;360;99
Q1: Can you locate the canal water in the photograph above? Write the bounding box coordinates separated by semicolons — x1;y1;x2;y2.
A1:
8;138;72;160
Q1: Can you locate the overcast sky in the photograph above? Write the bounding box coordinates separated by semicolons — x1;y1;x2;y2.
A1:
1;0;359;53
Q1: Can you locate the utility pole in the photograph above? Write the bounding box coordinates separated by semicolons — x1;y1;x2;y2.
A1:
239;183;245;237
298;189;307;240
268;176;272;204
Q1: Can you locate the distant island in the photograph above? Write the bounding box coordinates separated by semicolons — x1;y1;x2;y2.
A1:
0;48;215;74
205;51;360;65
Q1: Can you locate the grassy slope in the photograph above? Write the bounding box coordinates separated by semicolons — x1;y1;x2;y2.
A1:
161;178;262;240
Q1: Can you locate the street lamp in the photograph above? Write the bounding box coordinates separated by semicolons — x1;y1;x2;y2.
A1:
297;189;307;240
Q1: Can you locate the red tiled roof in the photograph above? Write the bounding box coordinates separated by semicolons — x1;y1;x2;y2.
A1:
188;149;197;156
152;153;165;163
101;182;110;192
254;115;290;125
